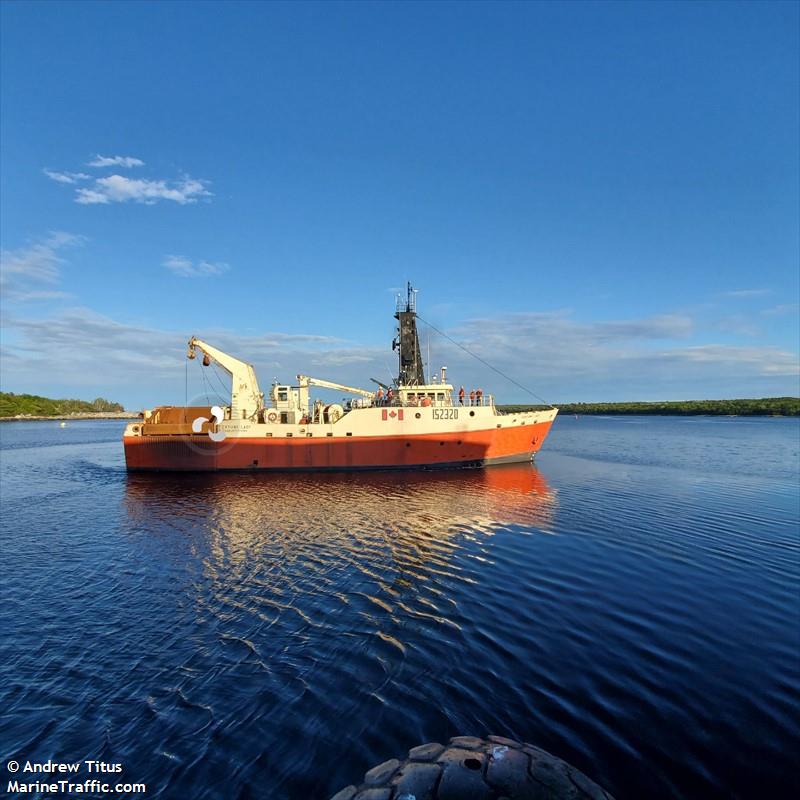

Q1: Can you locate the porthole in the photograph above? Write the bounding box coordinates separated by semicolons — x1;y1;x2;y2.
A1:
469;410;475;417
415;412;421;419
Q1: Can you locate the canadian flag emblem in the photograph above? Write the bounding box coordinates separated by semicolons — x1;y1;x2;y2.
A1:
381;409;404;421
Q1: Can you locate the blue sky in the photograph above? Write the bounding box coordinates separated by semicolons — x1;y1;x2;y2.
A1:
1;0;798;407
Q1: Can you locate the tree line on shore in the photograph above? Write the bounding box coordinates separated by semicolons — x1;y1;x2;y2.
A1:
2;391;798;418
0;392;124;417
499;397;800;416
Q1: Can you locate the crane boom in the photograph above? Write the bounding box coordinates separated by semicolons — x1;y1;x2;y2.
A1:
188;337;263;419
296;374;374;398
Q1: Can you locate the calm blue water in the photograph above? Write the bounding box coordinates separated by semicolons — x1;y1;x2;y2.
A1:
1;416;798;799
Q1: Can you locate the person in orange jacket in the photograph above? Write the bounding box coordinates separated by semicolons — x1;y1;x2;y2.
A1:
469;389;476;406
476;388;483;405
458;386;465;405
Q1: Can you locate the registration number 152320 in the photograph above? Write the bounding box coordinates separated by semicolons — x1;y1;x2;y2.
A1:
432;408;459;420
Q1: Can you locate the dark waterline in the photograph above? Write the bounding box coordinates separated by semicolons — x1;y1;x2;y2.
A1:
1;416;798;799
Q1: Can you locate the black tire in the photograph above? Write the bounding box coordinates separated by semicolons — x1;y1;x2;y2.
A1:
329;734;614;800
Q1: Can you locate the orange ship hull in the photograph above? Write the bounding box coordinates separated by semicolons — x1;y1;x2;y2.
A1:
124;419;555;472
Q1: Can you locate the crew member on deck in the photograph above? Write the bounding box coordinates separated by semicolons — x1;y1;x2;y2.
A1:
476;388;483;406
458;386;465;405
387;387;394;404
376;388;383;405
469;389;476;406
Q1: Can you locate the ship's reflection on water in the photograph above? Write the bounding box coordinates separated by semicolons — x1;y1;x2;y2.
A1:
123;464;556;581
124;462;554;531
119;465;556;798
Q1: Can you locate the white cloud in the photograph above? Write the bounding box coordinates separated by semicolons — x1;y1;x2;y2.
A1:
712;315;760;337
0;232;84;301
587;314;693;341
45;156;211;205
6;290;73;302
762;303;799;317
725;288;771;298
450;310;693;353
0;308;355;405
437;310;799;399
163;255;229;278
87;155;145;168
43;169;91;184
657;344;799;378
2;302;797;408
75;175;212;205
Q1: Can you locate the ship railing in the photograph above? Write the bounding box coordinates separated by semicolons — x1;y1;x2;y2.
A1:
376;394;495;409
456;395;492;407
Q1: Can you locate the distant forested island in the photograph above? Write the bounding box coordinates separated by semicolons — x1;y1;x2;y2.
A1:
0;392;126;418
2;392;798;419
499;397;800;416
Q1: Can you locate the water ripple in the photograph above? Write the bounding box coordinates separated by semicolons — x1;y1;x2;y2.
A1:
1;418;798;799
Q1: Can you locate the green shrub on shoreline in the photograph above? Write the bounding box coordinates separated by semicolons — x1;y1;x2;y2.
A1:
499;397;800;416
0;392;124;418
3;391;798;419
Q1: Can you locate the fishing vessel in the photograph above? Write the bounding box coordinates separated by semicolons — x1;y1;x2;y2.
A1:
123;286;558;471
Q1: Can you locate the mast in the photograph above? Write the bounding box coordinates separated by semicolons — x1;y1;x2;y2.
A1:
394;282;426;386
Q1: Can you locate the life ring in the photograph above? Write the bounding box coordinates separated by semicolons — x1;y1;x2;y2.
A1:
267;411;278;423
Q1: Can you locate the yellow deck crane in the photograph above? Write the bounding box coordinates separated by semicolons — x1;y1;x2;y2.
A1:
295;375;376;424
187;337;264;420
